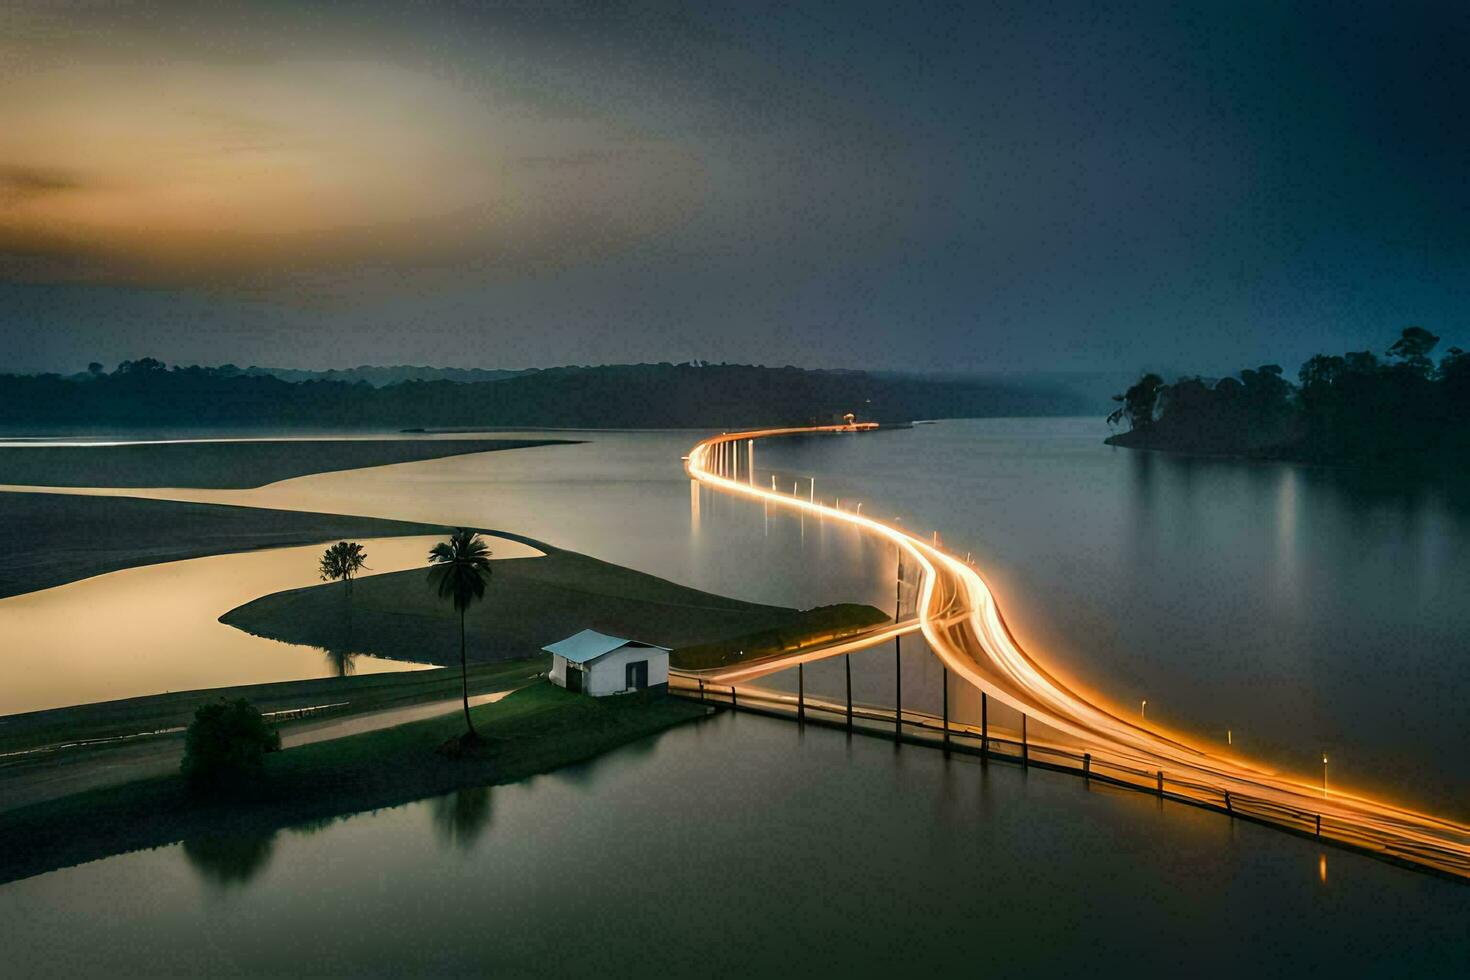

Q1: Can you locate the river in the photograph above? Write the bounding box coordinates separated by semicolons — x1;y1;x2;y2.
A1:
0;420;1466;972
31;419;1456;816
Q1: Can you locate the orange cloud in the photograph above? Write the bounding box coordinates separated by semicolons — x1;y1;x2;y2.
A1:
0;51;706;291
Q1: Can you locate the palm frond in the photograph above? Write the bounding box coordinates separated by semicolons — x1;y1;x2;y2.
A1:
426;528;493;612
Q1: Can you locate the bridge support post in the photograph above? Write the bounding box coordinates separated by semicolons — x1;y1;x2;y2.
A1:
1157;771;1164;796
698;678;705;702
981;693;988;756
1315;814;1322;837
894;639;902;742
942;667;950;754
1021;714;1028;766
797;663;805;725
1224;790;1231;813
730;684;737;708
1083;753;1090;779
845;654;852;732
894;559;903;742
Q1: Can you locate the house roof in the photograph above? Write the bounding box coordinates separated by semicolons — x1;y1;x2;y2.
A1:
543;629;669;665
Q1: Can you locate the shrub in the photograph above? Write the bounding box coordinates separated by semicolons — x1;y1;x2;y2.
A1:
181;699;282;796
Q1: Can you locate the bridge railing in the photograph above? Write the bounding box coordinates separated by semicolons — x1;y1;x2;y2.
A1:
666;673;1468;881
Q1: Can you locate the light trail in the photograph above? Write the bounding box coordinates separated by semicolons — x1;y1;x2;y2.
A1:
684;425;1470;879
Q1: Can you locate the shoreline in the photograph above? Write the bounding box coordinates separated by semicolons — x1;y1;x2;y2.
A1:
1104;429;1468;473
0;437;577;489
0;660;549;813
0;683;707;886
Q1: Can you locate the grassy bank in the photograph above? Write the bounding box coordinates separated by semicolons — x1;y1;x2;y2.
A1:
0;682;706;885
224;550;888;668
0;437;574;489
670;603;890;671
0;658;547;756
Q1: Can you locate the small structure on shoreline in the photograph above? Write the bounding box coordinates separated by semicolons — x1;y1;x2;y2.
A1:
545;630;670;696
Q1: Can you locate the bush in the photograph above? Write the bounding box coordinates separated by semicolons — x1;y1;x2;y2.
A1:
181;699;282;796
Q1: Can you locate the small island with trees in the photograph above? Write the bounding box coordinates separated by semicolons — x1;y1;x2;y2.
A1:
1106;327;1468;467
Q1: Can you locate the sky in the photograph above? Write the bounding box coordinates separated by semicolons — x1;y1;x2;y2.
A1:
2;1;1467;377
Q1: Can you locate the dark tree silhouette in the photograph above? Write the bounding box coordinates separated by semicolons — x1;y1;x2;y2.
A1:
1387;326;1440;375
317;542;367;673
1110;327;1467;465
318;541;368;596
115;357;166;374
181;699;281;796
428;528;493;741
1108;373;1165;431
0;361;1086;430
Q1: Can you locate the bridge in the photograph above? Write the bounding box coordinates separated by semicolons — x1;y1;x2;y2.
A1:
670;425;1470;882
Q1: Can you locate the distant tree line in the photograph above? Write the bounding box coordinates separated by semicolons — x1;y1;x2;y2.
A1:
1106;328;1469;465
0;361;1086;430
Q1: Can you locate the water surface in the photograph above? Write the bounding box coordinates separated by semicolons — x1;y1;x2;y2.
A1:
2;712;1463;977
5;422;1464;815
0;534;538;715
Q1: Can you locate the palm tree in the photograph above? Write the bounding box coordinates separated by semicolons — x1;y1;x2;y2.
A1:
428;529;493;741
318;541;368;596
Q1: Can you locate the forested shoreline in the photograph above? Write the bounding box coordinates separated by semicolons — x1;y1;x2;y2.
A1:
0;360;1084;430
1106;328;1468;467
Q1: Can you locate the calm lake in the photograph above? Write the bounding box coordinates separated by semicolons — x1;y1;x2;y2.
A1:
2;711;1465;977
34;418;1458;816
1;419;1466;971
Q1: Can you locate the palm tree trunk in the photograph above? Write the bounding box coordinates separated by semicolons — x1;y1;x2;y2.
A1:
460;606;476;738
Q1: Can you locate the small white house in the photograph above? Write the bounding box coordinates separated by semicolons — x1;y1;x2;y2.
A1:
545;629;670;697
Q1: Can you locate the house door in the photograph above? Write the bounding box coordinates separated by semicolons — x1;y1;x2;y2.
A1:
625;660;648;691
566;665;583;693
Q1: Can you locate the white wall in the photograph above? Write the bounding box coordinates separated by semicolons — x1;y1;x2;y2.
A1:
586;646;669;696
550;646;669;696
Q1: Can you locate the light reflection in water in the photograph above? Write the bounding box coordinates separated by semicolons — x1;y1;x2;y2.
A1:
5;712;1465;976
5;422;1469;816
0;534;539;715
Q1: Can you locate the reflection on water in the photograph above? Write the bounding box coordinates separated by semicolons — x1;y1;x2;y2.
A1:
182;831;278;889
4;712;1465;975
428;786;494;851
0;535;535;716
5;422;1466;814
320;643;357;678
18;432;893;614
5;423;1465;967
743;421;1470;818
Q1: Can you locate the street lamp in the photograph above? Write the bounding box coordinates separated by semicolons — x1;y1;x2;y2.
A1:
1322;753;1328;795
1140;699;1147;721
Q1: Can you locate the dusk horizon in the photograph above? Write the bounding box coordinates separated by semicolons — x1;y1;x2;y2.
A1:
1;3;1466;977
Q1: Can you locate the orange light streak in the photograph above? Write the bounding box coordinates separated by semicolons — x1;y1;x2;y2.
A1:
682;425;1470;878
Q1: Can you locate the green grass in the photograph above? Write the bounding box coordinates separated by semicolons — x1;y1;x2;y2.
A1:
670;602;891;671
0;682;706;886
223;551;886;668
0;658;547;755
